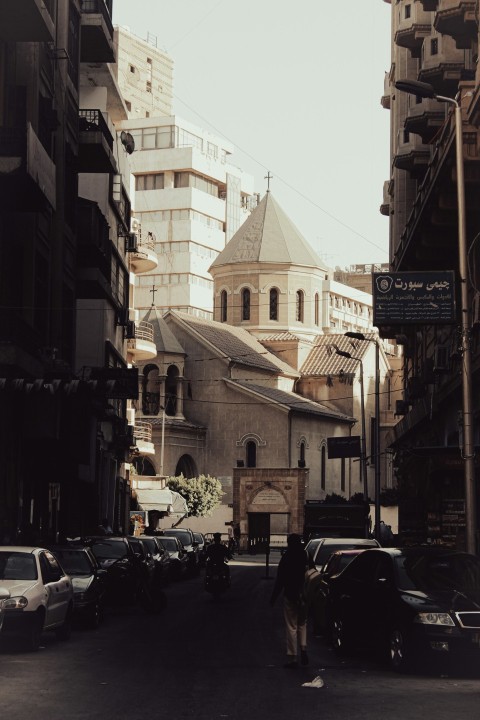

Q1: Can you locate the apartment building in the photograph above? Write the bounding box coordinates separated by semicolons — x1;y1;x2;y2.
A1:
112;27;256;319
0;1;139;542
380;0;480;548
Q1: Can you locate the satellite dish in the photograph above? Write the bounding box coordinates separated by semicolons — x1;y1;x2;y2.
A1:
120;131;135;154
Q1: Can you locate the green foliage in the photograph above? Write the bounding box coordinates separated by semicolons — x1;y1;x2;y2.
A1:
323;493;348;504
166;474;224;517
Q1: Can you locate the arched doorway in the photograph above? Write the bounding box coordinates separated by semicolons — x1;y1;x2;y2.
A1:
175;454;197;479
132;457;156;476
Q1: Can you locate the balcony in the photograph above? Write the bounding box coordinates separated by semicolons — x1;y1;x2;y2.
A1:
404;97;446;142
80;0;115;63
419;0;438;8
127;320;157;361
127;231;159;274
434;1;477;49
393;132;431;177
419;35;474;95
78;109;117;174
0;0;55;42
380;181;391;217
381;72;391;109
395;3;431;58
0;123;56;210
134;419;155;455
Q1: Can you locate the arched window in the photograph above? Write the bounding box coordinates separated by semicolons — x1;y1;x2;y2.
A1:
132;457;156;476
314;293;319;326
175;454;197;479
269;287;279;321
165;365;179;416
246;441;257;468
321;446;326;490
142;365;160;415
296;290;304;322
299;441;306;468
242;288;250;321
220;290;227;323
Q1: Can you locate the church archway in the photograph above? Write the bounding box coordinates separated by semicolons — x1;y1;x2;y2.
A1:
175;454;198;479
132;456;156;476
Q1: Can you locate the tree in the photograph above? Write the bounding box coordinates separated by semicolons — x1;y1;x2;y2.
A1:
166;474;224;517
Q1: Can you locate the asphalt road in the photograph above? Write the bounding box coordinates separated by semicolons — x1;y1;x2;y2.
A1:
1;553;479;720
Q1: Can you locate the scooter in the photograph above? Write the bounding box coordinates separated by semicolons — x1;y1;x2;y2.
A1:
204;558;230;599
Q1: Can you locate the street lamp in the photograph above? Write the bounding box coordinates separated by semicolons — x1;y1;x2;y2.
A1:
334;347;369;505
345;332;381;542
395;79;476;554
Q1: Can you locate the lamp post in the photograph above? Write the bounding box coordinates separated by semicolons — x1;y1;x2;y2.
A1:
395;79;476;554
345;332;381;541
334;347;369;505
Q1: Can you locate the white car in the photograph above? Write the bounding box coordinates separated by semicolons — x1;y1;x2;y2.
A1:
0;546;74;650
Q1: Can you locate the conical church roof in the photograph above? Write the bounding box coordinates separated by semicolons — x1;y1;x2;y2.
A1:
140;306;185;355
209;192;328;271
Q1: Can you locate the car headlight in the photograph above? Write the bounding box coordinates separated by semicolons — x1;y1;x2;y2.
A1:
414;612;454;626
3;596;29;610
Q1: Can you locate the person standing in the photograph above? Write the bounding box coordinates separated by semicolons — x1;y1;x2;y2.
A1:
270;533;309;668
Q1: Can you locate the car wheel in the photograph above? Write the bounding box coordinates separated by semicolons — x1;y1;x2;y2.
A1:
389;627;412;673
26;611;44;651
56;606;73;641
331;614;350;655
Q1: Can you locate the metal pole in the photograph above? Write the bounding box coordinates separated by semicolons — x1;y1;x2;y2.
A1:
358;360;369;503
160;406;165;477
374;341;381;543
453;101;476;554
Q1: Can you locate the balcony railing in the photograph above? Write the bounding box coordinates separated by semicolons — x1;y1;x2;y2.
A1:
134;419;153;444
134;320;154;343
434;1;477;49
79;109;113;149
80;0;115;63
82;0;114;36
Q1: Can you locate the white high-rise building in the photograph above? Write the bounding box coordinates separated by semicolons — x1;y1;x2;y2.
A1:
113;27;256;318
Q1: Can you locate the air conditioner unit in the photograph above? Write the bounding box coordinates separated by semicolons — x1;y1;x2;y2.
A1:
125;320;136;339
125;232;138;253
433;345;449;373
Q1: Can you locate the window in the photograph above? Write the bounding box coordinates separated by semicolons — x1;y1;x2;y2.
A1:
220;290;227;323
405;4;411;18
246;441;257;468
125;101;132;112
314;292;319;326
129;64;136;74
146;81;152;93
431;38;438;55
299;442;306;468
296;290;304;322
135;173;164;191
242;288;250;321
269;288;279;320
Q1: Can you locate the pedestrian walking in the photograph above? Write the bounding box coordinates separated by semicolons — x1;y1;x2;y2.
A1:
270;533;309;668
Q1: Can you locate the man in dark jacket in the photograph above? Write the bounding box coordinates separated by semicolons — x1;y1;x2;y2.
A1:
270;533;309;668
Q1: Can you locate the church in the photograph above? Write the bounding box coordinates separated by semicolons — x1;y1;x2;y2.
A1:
131;193;394;544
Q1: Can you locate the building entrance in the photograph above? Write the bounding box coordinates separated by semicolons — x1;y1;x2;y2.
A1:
247;512;270;553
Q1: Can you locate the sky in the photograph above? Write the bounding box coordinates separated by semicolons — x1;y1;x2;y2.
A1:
113;1;392;270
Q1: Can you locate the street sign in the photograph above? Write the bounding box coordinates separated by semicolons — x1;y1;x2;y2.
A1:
327;436;362;459
373;271;455;325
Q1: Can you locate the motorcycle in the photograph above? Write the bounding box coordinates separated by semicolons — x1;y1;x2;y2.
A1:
204;558;230;599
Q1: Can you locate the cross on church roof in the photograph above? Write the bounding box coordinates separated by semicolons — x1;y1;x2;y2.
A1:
150;284;157;306
264;171;273;193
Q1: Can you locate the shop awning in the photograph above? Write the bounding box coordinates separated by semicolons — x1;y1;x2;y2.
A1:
135;488;188;514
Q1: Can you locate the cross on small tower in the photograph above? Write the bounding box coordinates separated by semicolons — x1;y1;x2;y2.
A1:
150;284;157;306
264;171;273;193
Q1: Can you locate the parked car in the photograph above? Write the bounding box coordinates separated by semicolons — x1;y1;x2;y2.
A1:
304;549;368;635
156;536;189;580
87;536;142;606
0;546;74;650
49;544;107;628
139;536;171;588
327;546;480;672
192;532;207;566
159;528;200;574
310;537;380;572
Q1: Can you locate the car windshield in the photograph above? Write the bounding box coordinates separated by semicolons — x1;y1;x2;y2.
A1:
193;533;203;544
90;540;127;560
158;538;177;552
0;551;38;580
53;550;92;575
314;541;376;567
163;530;191;546
395;552;480;596
141;538;156;554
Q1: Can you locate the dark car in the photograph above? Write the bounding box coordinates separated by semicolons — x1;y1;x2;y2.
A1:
327;547;480;672
50;545;107;628
304;549;368;635
156;536;189;580
310;537;380;571
159;528;200;574
138;536;171;588
88;536;142;605
192;532;207;566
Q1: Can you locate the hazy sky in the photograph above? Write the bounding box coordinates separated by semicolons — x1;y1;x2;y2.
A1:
113;1;391;270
